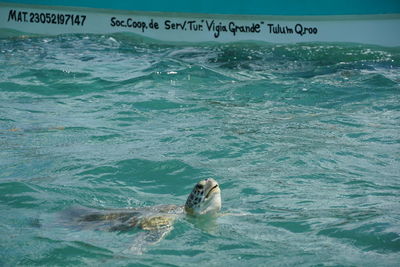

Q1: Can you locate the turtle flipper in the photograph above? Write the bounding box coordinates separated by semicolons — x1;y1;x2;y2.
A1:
127;225;173;255
126;215;176;255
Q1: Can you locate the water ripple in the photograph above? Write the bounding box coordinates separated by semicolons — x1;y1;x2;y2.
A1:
0;34;399;265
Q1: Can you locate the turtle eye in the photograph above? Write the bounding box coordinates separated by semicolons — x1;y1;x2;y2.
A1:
196;184;204;190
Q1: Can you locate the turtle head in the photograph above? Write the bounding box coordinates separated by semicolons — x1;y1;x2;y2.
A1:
185;178;221;216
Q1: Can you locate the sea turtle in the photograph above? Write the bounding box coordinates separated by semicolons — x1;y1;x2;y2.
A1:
64;178;221;254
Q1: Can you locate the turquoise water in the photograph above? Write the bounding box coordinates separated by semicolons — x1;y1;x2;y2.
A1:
1;34;399;266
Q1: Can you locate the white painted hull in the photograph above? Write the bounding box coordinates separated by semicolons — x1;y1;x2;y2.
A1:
1;2;399;46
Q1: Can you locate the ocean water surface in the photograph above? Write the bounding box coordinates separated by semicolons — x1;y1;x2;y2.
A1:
0;34;399;266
